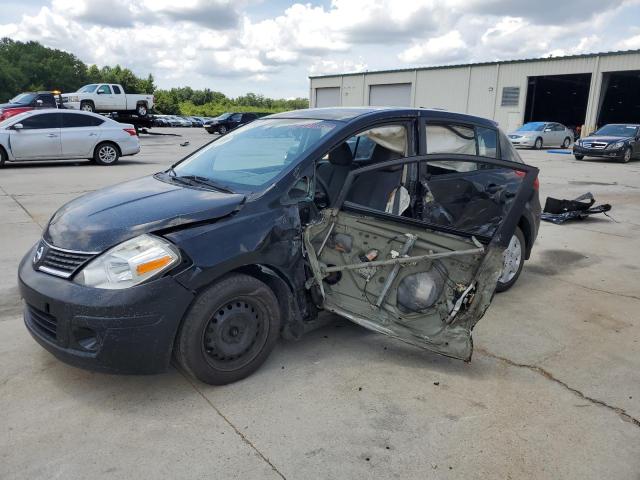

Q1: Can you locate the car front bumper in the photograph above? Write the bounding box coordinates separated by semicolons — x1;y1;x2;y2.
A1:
509;137;534;147
573;145;625;159
18;246;194;374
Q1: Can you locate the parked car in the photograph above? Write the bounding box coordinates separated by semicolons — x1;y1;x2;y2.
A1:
61;84;154;117
18;107;539;385
573;124;640;163
205;112;258;134
0;91;59;121
508;122;573;149
186;116;204;127
152;115;170;127
0;109;140;166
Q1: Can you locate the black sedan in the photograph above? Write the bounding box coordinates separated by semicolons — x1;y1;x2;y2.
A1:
574;124;640;162
204;112;258;134
19;107;539;385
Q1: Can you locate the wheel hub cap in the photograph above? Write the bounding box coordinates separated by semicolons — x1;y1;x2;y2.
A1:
499;234;522;284
99;146;117;163
204;301;262;362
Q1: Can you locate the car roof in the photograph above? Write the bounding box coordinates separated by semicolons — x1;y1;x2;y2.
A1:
3;108;112;122
265;106;497;127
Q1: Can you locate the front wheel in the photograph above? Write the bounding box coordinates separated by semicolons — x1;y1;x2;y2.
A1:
174;274;281;385
621;147;632;163
80;101;95;112
574;154;584;160
534;137;543;150
496;227;526;293
93;142;120;165
218;125;227;135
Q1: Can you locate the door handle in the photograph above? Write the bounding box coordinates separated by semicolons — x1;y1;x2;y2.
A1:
89;133;98;136
47;133;58;137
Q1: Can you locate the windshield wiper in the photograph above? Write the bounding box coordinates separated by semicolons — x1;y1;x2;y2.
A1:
174;175;235;194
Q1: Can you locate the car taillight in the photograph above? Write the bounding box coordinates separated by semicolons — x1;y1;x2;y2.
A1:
515;170;539;190
123;128;137;136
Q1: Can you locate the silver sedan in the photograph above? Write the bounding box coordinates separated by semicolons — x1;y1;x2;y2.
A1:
508;121;574;149
0;109;140;166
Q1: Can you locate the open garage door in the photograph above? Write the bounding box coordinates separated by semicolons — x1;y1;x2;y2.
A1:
369;83;411;106
597;71;640;126
524;73;591;133
315;87;341;107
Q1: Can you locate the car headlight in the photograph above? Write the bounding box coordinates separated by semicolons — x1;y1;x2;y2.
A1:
74;234;180;289
607;141;625;150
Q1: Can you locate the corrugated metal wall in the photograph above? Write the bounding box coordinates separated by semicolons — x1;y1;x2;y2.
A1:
309;51;640;134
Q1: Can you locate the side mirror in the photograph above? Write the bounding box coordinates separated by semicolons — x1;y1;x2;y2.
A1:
544;128;552;132
36;99;43;106
12;123;24;130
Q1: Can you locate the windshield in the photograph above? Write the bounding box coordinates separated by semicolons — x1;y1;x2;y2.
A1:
593;124;639;137
216;113;232;120
173;118;339;192
77;84;98;93
516;122;545;132
8;93;36;104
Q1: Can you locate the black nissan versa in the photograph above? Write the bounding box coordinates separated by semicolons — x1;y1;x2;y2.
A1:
19;107;540;385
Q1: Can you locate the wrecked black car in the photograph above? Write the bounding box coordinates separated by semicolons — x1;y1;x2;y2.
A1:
18;107;540;385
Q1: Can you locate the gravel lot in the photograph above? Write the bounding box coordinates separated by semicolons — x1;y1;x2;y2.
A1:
1;127;639;479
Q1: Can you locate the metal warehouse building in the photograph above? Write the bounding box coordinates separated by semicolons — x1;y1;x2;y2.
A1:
308;50;640;135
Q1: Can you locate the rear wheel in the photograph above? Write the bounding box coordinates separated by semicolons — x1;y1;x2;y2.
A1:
496;227;526;293
80;101;94;112
561;137;571;149
621;147;632;163
534;137;543;150
175;274;281;385
93;142;120;165
136;103;148;117
574;154;584;160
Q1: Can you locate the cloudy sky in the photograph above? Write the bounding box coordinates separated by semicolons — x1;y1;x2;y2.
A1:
2;0;640;98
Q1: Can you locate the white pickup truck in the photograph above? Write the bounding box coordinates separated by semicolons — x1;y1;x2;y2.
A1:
61;84;154;117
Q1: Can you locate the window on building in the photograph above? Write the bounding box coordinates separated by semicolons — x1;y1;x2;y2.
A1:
501;87;520;107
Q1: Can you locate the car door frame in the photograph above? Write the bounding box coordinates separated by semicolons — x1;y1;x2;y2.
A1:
95;84;113;110
305;144;537;360
7;112;62;160
59;112;102;158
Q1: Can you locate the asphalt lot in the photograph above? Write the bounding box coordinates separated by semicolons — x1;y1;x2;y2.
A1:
1;127;639;479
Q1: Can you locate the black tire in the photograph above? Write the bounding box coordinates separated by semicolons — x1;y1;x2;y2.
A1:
175;273;281;385
561;137;571;149
534;137;543;150
136;103;148;117
219;125;227;135
496;227;526;293
574;154;584;160
621;147;632;163
93;142;120;165
0;146;6;168
80;101;95;113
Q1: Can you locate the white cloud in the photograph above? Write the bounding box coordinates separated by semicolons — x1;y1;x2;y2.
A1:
399;30;467;63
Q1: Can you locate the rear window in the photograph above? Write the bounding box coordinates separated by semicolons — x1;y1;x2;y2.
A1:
61;113;105;128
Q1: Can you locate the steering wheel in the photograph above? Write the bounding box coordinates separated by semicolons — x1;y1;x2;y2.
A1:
314;176;331;208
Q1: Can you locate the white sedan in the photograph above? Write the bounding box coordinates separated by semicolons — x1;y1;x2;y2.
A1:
0;109;140;166
507;121;574;149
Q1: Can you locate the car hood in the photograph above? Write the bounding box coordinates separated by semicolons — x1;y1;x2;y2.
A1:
580;135;631;143
0;102;25;109
44;174;246;252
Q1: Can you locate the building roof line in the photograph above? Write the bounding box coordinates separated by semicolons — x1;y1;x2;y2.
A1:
308;49;640;79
